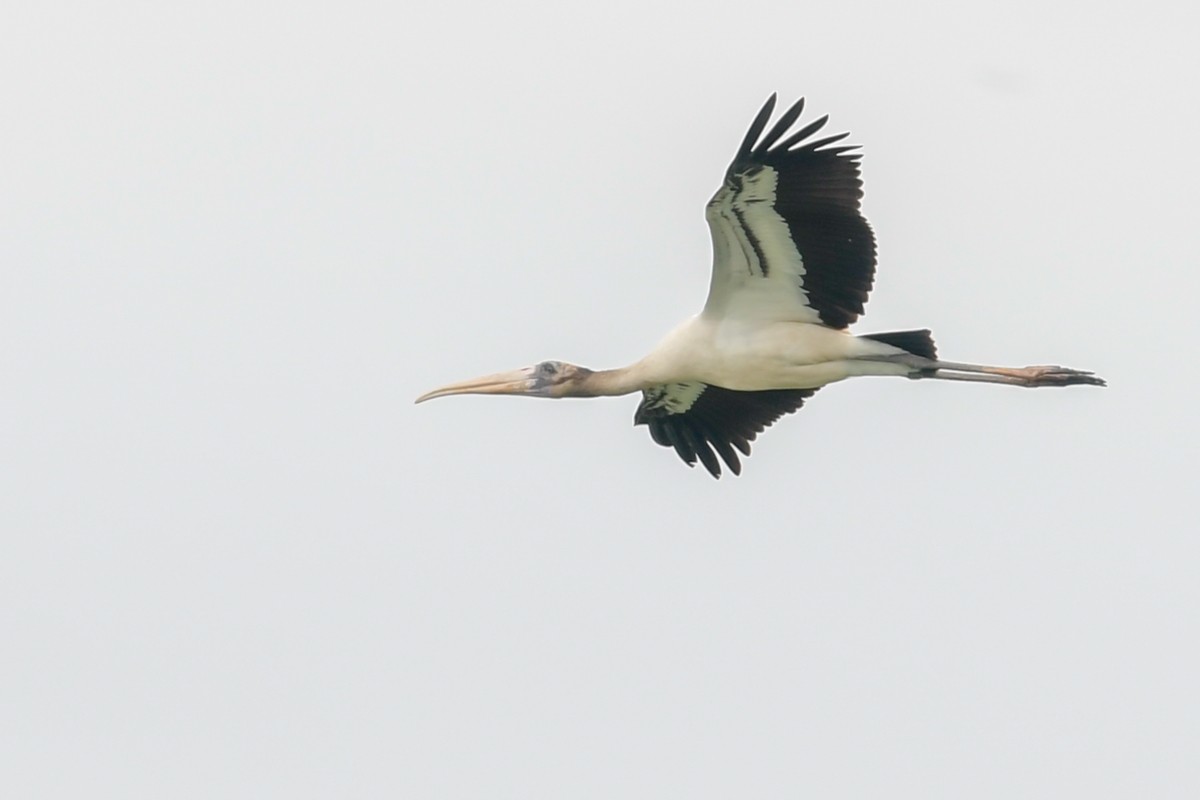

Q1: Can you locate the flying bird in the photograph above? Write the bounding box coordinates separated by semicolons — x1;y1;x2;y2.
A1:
417;95;1104;477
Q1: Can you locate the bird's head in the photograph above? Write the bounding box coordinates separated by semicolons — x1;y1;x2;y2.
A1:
415;360;596;403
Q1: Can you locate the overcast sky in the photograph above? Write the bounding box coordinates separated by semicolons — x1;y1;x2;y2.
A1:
4;2;1198;797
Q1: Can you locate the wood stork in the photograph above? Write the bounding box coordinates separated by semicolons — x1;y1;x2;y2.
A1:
416;95;1105;477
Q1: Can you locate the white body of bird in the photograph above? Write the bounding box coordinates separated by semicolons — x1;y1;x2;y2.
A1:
632;316;910;392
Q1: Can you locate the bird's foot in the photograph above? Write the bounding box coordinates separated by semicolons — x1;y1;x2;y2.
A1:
1010;365;1107;388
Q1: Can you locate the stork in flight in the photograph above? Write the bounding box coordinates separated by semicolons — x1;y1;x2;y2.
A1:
417;95;1105;477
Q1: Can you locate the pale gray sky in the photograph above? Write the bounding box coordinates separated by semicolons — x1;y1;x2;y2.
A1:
4;1;1198;797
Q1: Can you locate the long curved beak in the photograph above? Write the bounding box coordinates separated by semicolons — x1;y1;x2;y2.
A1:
415;367;537;404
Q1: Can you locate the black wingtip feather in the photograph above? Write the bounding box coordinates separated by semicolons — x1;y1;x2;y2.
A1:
756;97;806;153
774;114;829;152
802;131;852;151
736;94;778;163
663;423;696;466
679;424;721;478
710;438;742;476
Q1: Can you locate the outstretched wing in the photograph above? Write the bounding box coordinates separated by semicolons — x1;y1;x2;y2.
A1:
634;383;817;478
703;95;876;329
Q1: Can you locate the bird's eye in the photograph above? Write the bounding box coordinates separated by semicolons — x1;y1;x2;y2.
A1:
540;362;558;376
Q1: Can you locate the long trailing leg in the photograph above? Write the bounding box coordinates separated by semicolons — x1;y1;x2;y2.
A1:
872;354;1106;388
921;362;1105;387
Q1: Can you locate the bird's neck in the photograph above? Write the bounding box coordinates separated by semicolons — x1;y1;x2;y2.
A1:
574;365;650;398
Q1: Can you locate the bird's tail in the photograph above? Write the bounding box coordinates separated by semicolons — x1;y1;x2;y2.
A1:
859;329;938;360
